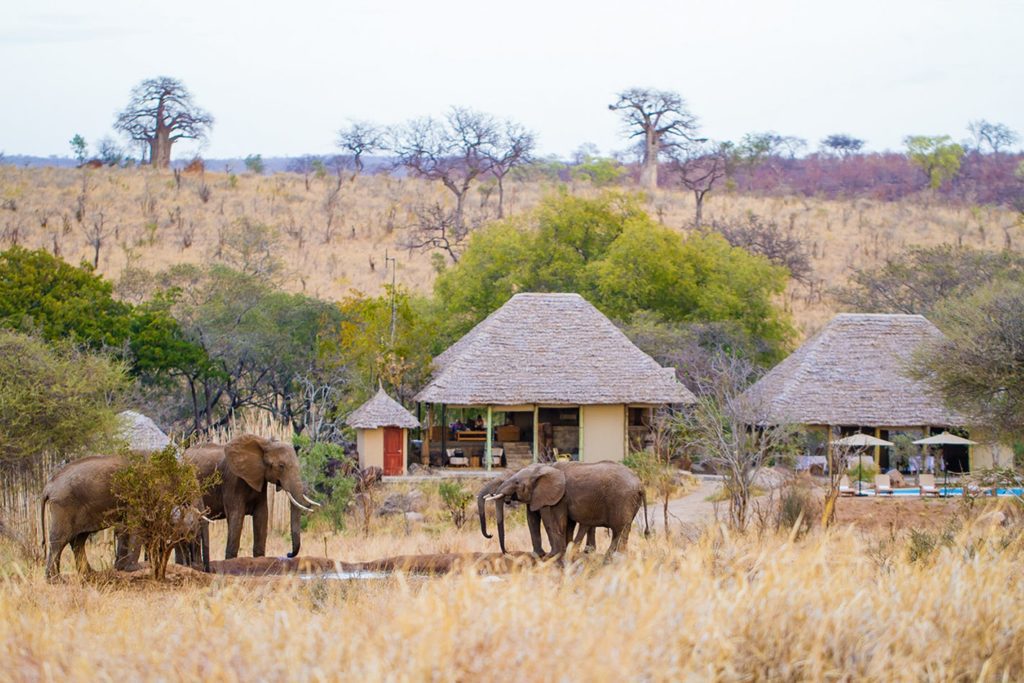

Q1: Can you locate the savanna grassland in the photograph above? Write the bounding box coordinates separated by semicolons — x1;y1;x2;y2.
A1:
2;499;1023;681
2;165;1018;335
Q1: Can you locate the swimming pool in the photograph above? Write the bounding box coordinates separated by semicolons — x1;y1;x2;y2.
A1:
854;487;1024;497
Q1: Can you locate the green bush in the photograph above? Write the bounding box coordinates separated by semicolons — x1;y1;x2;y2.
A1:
110;446;219;581
438;481;473;529
293;435;355;532
847;461;878;483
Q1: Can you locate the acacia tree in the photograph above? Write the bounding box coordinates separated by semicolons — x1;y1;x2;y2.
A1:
666;141;728;227
820;133;865;158
904;135;964;190
336;120;385;179
608;87;700;192
485;120;535;218
967;120;1018;154
114;77;213;169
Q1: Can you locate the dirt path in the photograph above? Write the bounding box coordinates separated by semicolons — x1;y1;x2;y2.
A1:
639;478;727;533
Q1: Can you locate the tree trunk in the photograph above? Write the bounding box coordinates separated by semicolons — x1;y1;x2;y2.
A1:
640;131;659;192
694;190;706;228
496;175;506;219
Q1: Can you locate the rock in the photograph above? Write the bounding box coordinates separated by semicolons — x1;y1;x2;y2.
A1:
378;489;428;516
407;463;434;476
404;512;425;524
886;469;907;488
753;467;790;490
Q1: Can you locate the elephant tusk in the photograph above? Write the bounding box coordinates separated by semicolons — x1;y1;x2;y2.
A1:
201;515;216;523
484;494;504;502
303;494;322;508
286;491;314;512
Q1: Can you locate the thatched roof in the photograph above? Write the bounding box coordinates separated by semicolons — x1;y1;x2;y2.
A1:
742;313;963;427
415;293;695;406
117;410;171;453
347;387;420;429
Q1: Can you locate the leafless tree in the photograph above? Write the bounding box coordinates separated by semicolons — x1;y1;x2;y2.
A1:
81;212;114;268
666;142;728;227
389;107;498;251
114;76;213;169
337;121;385;179
677;354;799;531
287;155;325;191
485;120;535;218
967;119;1019;154
710;214;813;284
401;202;476;263
608;87;700;192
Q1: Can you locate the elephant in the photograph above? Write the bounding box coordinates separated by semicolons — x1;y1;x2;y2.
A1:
183;433;318;561
40;455;207;579
484;461;648;561
477;464;596;557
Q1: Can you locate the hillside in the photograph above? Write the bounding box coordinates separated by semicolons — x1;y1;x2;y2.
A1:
1;165;1018;336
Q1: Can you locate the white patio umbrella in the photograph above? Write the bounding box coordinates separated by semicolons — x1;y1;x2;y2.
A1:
834;433;894;495
913;432;977;493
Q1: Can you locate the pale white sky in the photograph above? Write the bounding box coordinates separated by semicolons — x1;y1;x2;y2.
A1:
1;0;1022;159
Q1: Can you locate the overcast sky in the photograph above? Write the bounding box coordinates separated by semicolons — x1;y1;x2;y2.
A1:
2;0;1022;160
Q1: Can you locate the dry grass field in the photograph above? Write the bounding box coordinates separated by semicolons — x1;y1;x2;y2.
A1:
2;165;1018;336
3;499;1023;682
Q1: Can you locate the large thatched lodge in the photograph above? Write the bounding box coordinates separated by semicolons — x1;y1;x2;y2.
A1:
742;313;1009;473
410;292;695;470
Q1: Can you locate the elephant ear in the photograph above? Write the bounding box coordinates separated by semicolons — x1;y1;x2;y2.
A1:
225;434;269;492
528;466;566;512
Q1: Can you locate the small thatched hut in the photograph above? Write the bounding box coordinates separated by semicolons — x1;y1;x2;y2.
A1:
117;410;170;454
347;387;420;475
742;313;1005;472
414;292;694;470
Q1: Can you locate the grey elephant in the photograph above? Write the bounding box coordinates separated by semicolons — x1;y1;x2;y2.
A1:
184;433;318;561
477;467;595;557
484;461;648;561
40;455;207;579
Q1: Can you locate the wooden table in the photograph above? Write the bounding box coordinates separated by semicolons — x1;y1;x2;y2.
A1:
456;430;486;442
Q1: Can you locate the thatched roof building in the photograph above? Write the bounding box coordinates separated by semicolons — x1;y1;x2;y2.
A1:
347;387;420;429
742;313;962;427
415;293;694;406
117;410;171;453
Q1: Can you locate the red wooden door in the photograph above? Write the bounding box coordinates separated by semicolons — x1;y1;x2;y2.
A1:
383;428;404;475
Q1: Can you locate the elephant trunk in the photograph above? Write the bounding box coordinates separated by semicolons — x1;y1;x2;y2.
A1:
287;503;302;558
478;490;492;539
495;496;507;555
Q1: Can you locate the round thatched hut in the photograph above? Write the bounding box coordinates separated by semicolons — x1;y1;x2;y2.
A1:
347;388;420;476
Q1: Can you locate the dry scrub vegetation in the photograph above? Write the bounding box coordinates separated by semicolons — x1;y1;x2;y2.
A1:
2;165;1018;333
3;507;1023;681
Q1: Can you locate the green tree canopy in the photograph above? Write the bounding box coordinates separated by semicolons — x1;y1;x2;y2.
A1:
913;280;1024;441
432;191;792;361
904;135;965;189
0;330;127;468
0;247;206;384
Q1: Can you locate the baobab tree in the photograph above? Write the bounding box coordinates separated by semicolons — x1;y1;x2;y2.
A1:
114;77;213;168
608;87;700;192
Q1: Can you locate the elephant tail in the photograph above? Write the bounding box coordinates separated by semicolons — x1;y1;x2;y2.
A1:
641;488;650;538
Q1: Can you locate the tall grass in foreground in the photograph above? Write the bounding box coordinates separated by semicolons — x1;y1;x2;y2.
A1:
2;515;1023;681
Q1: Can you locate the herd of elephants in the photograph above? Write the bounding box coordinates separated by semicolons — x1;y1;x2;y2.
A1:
39;433;649;580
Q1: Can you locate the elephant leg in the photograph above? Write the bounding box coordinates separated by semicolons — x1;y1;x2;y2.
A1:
115;533;141;571
70;533;93;574
252;498;268;558
527;509;546;556
539;507;567;559
585;527;597;553
225;511;244;560
201;521;210;572
606;526;628;561
46;530;69;580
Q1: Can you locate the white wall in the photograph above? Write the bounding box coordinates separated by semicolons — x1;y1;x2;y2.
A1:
581;404;626;462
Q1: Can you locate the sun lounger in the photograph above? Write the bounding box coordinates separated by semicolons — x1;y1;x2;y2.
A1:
919;474;939;496
875;473;893;495
839;475;855;496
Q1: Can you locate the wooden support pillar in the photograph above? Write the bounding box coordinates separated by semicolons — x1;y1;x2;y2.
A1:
874;426;881;468
440;404;447;467
420;403;430;465
578;405;584;462
485;405;493;471
532;404;540;464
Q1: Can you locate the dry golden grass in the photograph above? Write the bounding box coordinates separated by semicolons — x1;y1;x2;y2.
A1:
2;166;1019;335
3;507;1023;682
